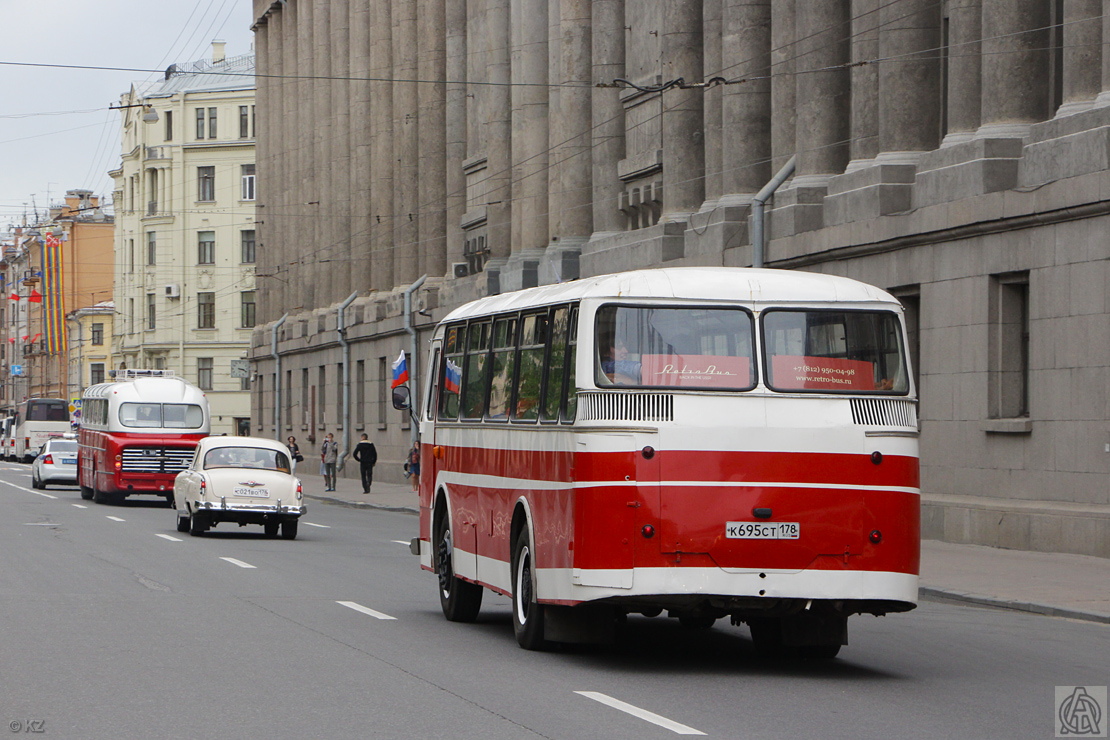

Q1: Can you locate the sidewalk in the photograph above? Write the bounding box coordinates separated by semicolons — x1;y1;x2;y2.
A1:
302;467;1110;625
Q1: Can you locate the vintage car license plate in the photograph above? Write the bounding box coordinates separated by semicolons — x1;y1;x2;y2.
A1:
233;488;270;498
726;522;800;539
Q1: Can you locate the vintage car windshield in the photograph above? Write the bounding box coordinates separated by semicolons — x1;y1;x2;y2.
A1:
203;446;291;472
762;309;909;394
595;304;756;390
119;403;205;429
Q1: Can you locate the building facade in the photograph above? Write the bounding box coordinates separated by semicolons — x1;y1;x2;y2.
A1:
250;0;1110;557
110;43;257;436
0;190;115;413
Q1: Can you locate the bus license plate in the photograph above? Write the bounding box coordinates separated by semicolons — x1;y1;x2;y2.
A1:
234;488;270;498
726;522;800;539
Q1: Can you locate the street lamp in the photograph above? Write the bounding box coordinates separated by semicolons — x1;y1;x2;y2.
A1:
109;102;159;123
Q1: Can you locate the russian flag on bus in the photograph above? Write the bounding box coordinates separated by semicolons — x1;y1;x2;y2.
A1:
444;358;462;394
391;351;409;388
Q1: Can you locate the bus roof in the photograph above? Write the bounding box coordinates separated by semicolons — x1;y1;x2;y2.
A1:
440;267;901;323
83;375;206;404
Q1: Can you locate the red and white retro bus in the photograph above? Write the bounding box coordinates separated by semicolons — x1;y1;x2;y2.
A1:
398;267;920;658
78;370;210;504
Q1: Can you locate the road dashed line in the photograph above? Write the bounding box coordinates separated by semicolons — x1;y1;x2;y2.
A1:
575;692;706;736
156;534;183;542
106;516;126;522
220;557;257;569
337;600;396;620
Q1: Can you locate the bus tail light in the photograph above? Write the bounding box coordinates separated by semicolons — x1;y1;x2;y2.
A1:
869;529;883;544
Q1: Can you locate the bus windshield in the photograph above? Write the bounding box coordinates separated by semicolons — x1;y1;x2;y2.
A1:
595;305;756;390
762;309;908;393
119;403;205;429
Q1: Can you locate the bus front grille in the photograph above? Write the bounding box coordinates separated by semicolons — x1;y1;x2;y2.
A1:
850;398;918;428
120;447;194;474
579;392;674;422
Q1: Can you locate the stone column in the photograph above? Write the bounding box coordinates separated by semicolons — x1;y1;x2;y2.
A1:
848;0;879;167
661;0;705;221
484;0;513;274
296;0;315;307
444;0;468;275
254;17;273;321
369;0;394;292
313;0;333;302
1100;0;1110;105
877;0;941;158
331;0;352;299
978;0;1051;137
393;0;419;287
702;0;723;207
794;0;850;181
418;0;447;278
720;0;772;199
509;0;548;262
943;0;982;145
1058;0;1101;115
590;0;626;237
769;0;796;169
350;0;372;292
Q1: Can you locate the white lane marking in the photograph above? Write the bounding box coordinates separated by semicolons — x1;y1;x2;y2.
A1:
391;540;409;545
336;601;397;621
220;557;257;569
156;534;183;542
106;516;126;522
72;504;88;509
304;522;330;528
574;692;706;736
0;477;60;499
23;522;59;526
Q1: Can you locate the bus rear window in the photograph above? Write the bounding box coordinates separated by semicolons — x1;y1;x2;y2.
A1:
120;403;205;429
762;309;908;394
595;305;756;390
28;401;69;421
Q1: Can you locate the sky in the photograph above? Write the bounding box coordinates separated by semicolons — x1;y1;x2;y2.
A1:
0;0;255;230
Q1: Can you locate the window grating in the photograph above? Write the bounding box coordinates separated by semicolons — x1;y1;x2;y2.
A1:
850;398;917;427
578;392;674;423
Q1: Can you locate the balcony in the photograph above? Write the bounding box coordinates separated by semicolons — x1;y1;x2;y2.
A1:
22;341;45;357
144;145;171;161
21;270;40;286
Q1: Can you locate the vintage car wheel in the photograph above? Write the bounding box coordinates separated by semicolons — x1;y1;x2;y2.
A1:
512;527;546;650
176;511;190;533
189;512;207;536
280;519;298;540
434;511;482;623
264;521;280;538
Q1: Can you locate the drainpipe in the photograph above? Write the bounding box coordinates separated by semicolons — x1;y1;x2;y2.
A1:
403;275;427;447
270;313;287;441
336;291;358;471
750;155;796;269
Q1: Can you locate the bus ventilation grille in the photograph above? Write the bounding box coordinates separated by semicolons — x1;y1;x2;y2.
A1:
579;392;674;422
121;447;195;473
850;398;918;427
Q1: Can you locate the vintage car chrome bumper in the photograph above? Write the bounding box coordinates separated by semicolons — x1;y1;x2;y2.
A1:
194;499;306;515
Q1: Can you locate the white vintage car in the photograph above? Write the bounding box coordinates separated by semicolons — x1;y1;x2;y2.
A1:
173;436;305;539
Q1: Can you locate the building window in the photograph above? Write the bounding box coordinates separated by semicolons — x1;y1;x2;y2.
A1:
464;235;488;274
208;107;217;139
129;238;135;271
164;110;173;142
301;368;309;428
318;366;327;428
91;323;104;346
146;293;156;330
197;166;215;202
198;358;213;390
90;363;105;386
129;298;135;334
240;106;250;138
240;291;256;328
195;108;205;139
241;164;256;201
197;231;215;264
241;230;256;263
198;292;216;329
989;272;1030;419
356;360;365;427
378;357;387;429
146;231;156;265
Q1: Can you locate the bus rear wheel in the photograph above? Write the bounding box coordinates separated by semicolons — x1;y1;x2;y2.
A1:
511;527;545;650
434;512;482;622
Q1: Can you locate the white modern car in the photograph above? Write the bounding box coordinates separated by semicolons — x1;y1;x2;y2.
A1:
31;437;79;489
173;436;305;539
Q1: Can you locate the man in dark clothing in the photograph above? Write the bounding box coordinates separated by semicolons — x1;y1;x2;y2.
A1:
352;433;378;494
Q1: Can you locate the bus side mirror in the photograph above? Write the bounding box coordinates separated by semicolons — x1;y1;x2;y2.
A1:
392;386;411;411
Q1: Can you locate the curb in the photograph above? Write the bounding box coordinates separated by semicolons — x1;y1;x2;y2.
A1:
919;587;1110;625
303;492;418;515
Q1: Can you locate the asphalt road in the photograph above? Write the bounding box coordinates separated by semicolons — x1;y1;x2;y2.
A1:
0;463;1105;740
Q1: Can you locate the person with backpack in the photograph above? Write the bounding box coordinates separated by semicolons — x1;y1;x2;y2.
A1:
352;433;378;494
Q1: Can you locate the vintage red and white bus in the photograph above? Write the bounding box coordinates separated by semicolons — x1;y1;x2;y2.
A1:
11;398;72;462
399;267;919;658
78;370;210;504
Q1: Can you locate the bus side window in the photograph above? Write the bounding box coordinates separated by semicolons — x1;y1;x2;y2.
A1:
461;321;491;420
439;325;463;420
512;313;547;422
564;306;578;422
487;316;518;420
542;306;569;422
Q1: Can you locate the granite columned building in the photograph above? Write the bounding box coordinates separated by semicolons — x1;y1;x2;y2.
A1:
250;0;1109;557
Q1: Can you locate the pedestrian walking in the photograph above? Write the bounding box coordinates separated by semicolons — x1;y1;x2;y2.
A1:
407;442;421;493
287;436;304;465
320;433;338;491
352;433;378;494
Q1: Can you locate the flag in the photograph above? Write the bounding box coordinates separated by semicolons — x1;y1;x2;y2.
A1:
43;234;67;355
28;289;42;303
444;358;461;394
8;294;18;301
390;351;409;389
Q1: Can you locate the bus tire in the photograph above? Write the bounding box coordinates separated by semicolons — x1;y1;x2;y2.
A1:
434;510;482;622
748;618;785;658
80;485;94;501
511;527;546;650
280;519;298;540
797;644;841;661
